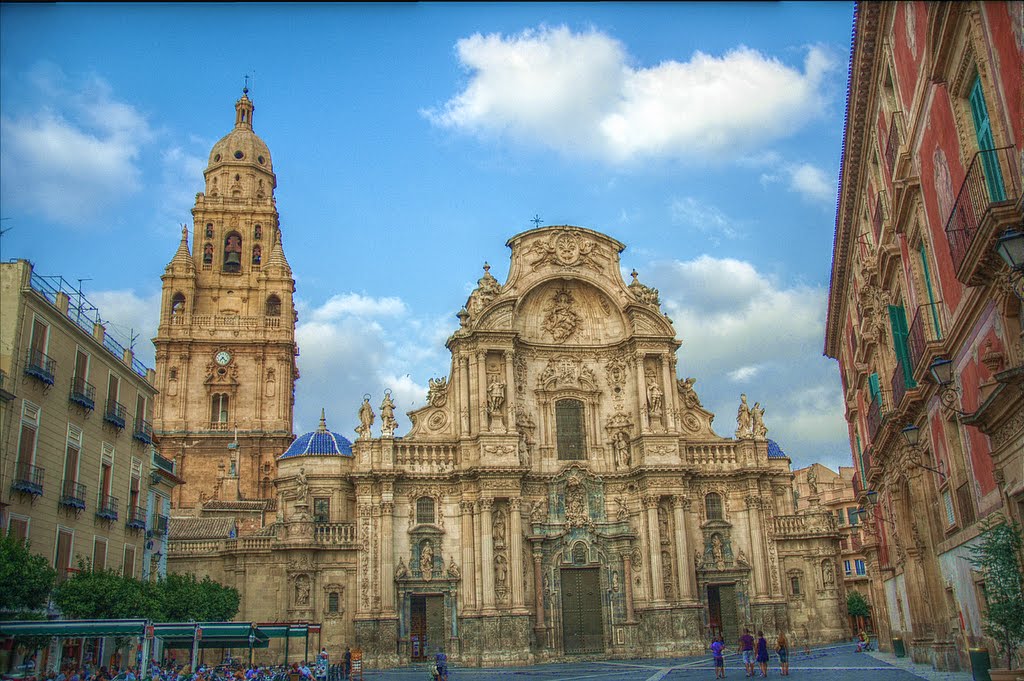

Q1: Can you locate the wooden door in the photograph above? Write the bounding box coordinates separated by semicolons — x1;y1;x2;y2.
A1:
561;568;603;654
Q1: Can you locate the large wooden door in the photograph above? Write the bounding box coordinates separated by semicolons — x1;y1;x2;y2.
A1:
410;594;445;660
707;584;739;643
561;568;603;654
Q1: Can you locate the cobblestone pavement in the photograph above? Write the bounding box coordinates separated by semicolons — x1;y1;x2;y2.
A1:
348;643;978;680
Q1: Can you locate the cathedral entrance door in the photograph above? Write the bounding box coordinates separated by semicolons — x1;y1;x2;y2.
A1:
560;567;604;654
707;584;739;643
410;594;445;660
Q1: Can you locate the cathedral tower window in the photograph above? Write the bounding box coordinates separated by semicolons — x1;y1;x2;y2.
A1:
211;394;229;426
416;497;435;525
203;243;213;265
252;246;262;265
265;295;281;317
254;224;262;240
205;223;214;239
171;293;186;321
223;232;243;272
555;398;586;460
705;493;724;521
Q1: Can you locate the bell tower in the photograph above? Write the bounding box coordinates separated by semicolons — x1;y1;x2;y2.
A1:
153;88;297;509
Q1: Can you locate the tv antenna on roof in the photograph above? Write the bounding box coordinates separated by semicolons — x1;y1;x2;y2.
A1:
75;278;92;326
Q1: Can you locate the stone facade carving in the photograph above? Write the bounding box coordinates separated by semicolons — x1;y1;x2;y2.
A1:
541;288;582;343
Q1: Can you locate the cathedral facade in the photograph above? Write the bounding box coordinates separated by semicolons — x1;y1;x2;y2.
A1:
163;92;848;668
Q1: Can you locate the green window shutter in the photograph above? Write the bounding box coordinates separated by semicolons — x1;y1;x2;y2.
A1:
888;304;917;388
856;433;865;482
969;75;1005;201
868;373;881;402
919;245;941;339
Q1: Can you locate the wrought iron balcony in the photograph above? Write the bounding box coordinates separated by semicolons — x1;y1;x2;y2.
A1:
126;505;147;530
104;400;126;429
0;370;15;401
152;450;176;475
908;301;947;380
96;494;119;521
24;348;56;386
11;462;44;497
133;418;153;445
59;479;87;511
867;390;890;443
151;514;169;536
884;111;904;178
944;146;1021;286
69;376;96;411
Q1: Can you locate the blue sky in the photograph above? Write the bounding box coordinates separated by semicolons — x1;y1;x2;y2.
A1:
1;2;856;471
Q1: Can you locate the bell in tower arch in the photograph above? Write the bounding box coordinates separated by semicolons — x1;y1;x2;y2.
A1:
223;233;243;272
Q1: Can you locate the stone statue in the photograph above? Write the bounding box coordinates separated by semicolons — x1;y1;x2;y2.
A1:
615;496;629;521
420;541;433;580
678;377;702;408
530;500;546;524
495;559;508;587
447;559;461;579
356;396;375;440
518;431;530;466
395;557;408;579
822;560;835;586
492;509;507;548
735;394;752;438
380;391;397;437
295;467;309;504
658;506;669;540
295;575;310;606
647;380;664;417
752;402;767;439
737;548;749;566
712;535;725;569
807;467;818;496
611;571;621;593
613;431;631;468
487;377;505;414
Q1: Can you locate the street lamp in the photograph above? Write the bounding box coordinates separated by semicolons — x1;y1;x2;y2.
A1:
900;424;947;482
994;228;1024;300
927;358;977;418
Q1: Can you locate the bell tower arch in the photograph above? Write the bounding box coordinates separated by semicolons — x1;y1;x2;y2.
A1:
153;88;297;509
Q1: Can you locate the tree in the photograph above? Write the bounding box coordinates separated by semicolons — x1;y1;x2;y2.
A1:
970;519;1024;670
157;573;239;622
0;532;56;613
52;561;162;620
847;590;871;618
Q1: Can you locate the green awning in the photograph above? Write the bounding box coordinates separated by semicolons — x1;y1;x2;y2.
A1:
0;619;148;638
154;623;269;649
257;625;309;639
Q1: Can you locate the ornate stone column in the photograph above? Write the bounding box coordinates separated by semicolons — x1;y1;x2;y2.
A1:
472;499;483;608
660;355;677;430
357;501;373;615
381;500;395;614
635;353;650;433
643;494;664;602
621;551;636;623
459;355;471;435
480;498;496;611
509;498;525;609
460;501;477;610
532;547;546;632
476;351;489;433
671;495;693;601
504;351;516;433
745;495;768;598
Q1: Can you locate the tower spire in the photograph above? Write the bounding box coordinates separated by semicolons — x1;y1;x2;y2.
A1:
235;86;254;130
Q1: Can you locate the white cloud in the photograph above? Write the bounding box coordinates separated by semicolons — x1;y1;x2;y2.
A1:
788;163;835;203
425;26;836;163
87;289;162;368
670;197;742;242
0;67;153;225
728;366;760;382
311;293;407;321
157;146;207;234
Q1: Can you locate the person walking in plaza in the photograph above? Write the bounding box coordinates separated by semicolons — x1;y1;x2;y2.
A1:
739;628;755;677
775;632;789;676
342;648;351;681
755;631;769;677
710;635;727;679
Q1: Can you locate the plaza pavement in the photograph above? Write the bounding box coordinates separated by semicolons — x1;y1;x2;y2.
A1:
348;643;978;680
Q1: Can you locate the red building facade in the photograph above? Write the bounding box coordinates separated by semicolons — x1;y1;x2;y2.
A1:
826;2;1022;672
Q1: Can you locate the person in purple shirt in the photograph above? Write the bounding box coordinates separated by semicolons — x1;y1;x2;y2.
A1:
756;631;770;677
710;635;727;679
739;628;755;677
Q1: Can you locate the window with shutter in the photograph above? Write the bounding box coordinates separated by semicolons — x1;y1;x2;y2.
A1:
969;75;1005;202
555;399;586;460
888;305;917;388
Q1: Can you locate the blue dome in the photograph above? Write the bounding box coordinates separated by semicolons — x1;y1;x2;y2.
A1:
767;439;788;459
279;410;353;459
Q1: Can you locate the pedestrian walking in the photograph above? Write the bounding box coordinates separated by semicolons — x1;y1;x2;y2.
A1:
755;631;769;677
710;635;727;679
739;628;755;677
776;632;789;676
342;649;351;681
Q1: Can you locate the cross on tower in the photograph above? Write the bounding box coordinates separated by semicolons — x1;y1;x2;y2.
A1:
531;214;544;227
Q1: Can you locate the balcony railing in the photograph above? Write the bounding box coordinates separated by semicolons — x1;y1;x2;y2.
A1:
11;462;44;497
852;471;863;498
152;451;176;475
885;111;903;177
873;191;886;240
867;390;890;442
151;514;169;536
96;494;119;521
59;479;87;511
863;448;873;482
908;301;946;377
24;348;56;386
892;362;910;409
104;400;127;429
69;376;96;411
126;505;147;530
945;146;1021;275
133;419;153;445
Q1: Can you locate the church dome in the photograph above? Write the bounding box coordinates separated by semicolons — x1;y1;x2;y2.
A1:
206;88;274;175
279;410;353;459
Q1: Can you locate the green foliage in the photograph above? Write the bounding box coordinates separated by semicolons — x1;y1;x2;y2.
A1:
52;560;163;620
970;519;1024;669
157;573;239;622
0;532;57;613
847;590;871;618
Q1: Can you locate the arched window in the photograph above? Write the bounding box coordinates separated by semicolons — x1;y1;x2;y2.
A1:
328;592;339;613
223;232;242;272
211;394;229;425
416;497;435;525
705;493;724;521
254;224;262;240
205;223;214;238
203;243;213;265
556;398;586;460
252;246;262;265
265;295;281;317
171;293;186;320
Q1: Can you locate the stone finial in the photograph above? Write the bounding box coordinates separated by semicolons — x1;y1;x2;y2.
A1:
264;227;291;272
165;223;194;273
317;408;328;433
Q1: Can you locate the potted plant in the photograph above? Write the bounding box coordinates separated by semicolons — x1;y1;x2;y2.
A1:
969;518;1024;680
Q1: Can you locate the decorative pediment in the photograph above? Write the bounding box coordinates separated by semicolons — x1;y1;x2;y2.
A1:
536;356;600;391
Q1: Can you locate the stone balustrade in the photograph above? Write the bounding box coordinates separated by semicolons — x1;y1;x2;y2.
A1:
181;315;281;329
683;443;740;466
168;539;223;554
393;443;459;469
774;512;838;537
313;522;357;545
